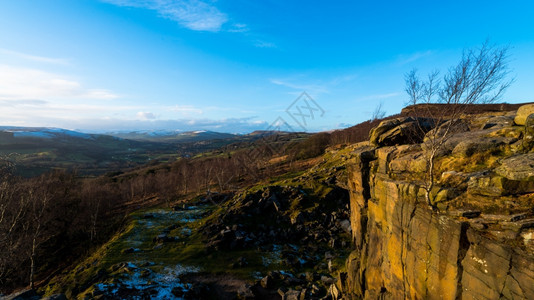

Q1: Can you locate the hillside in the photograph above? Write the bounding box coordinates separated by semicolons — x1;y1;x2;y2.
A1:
3;103;534;299
0;127;306;177
41;147;356;299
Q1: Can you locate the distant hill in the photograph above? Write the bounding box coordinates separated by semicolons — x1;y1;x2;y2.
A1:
0;127;308;176
0;126;96;140
107;130;239;143
0;127;242;176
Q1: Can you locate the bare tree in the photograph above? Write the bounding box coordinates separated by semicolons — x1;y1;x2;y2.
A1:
371;102;386;121
405;41;512;208
179;159;189;195
27;189;50;289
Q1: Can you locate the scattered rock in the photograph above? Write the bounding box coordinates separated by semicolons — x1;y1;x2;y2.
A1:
339;219;351;234
320;275;336;285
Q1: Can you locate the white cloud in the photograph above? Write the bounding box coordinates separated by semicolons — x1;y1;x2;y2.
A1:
77;117;268;133
102;0;228;32
136;111;156;120
0;65;119;101
0;99;48;107
0;48;69;65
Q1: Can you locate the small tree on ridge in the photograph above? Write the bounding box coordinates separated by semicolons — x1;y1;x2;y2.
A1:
405;41;513;208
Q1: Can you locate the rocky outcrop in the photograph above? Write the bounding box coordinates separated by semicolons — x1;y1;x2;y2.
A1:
342;107;534;299
369;117;434;147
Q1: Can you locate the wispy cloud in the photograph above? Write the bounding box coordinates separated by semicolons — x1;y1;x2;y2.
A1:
228;23;249;33
0;65;119;101
0;48;69;65
170;105;203;115
254;40;276;48
356;92;401;102
270;79;329;94
396;50;433;66
102;0;228;32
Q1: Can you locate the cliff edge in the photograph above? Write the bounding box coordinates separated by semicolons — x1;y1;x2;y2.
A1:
341;105;534;299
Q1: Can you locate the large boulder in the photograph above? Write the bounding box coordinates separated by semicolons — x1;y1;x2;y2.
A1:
369;117;434;146
452;136;516;157
467;154;534;196
481;115;514;129
424;119;470;141
495;153;534;181
523;114;534;150
514;104;534;125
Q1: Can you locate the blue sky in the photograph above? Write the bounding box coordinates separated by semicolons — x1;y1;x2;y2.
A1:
0;0;533;133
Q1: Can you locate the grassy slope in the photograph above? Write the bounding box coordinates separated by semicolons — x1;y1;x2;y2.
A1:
42;143;358;298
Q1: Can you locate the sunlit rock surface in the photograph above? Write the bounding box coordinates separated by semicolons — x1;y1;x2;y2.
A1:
342;106;534;299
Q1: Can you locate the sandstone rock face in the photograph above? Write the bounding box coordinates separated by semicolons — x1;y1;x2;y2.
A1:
345;172;464;299
514;104;534;125
343;116;534;299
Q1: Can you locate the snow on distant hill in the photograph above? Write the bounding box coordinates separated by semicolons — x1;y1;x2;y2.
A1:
0;127;94;140
107;130;238;142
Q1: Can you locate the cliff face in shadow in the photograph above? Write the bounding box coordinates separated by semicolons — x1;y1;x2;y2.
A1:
341;107;534;299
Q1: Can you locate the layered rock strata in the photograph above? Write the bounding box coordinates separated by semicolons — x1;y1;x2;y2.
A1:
342;109;534;299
